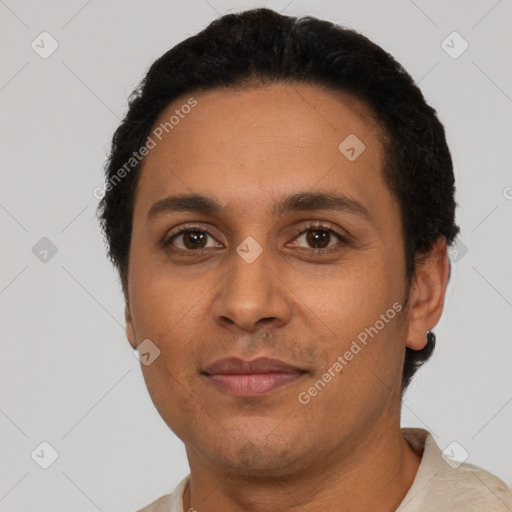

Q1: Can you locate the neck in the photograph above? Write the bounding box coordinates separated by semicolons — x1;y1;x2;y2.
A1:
182;425;422;512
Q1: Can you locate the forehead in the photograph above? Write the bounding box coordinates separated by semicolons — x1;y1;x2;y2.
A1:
134;82;389;219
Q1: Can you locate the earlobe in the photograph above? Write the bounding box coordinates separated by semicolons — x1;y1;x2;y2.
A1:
405;237;450;351
407;329;429;351
125;304;137;350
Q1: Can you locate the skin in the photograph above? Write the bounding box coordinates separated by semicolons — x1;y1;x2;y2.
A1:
124;82;449;511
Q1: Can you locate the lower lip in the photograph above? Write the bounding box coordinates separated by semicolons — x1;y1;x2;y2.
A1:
205;372;304;396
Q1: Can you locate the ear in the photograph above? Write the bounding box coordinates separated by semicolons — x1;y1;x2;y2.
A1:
125;303;137;350
406;237;450;350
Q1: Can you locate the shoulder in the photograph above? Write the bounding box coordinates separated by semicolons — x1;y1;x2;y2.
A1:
134;475;189;512
432;459;512;511
399;428;512;511
135;493;174;512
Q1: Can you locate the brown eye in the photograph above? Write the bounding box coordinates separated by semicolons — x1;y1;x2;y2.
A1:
292;225;346;251
181;231;207;250
166;228;221;252
305;229;332;249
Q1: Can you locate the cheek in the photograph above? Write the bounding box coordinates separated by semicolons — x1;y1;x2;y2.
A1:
295;257;406;384
129;252;208;340
140;360;203;440
129;267;208;402
295;257;396;331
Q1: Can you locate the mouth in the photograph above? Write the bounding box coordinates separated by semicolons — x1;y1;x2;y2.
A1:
201;357;307;397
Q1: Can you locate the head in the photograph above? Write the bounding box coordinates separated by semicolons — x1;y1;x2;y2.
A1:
97;8;458;473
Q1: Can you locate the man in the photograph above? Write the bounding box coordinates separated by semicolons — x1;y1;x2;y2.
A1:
97;8;512;512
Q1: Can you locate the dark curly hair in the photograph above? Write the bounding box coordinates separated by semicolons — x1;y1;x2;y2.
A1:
96;8;459;392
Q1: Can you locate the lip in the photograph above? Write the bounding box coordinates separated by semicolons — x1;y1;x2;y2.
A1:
202;357;306;396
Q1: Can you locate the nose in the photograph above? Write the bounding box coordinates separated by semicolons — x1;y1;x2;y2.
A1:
212;244;292;333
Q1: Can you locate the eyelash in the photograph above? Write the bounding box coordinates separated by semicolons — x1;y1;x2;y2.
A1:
162;221;349;256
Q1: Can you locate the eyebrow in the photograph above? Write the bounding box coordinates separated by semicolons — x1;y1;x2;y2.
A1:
146;191;372;223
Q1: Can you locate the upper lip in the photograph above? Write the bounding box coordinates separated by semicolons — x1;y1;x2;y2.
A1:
202;357;305;375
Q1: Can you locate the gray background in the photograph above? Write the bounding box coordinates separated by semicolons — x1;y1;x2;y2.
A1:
0;0;511;510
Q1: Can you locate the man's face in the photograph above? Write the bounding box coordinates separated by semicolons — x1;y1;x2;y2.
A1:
126;83;411;474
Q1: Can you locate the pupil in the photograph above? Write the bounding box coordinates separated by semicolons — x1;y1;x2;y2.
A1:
184;231;206;249
307;230;329;248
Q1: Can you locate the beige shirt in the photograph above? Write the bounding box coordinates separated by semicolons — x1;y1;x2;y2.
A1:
136;428;512;511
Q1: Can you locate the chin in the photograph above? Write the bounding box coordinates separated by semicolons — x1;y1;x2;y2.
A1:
191;432;310;477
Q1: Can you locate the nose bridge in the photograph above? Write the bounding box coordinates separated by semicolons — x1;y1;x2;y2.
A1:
232;237;271;296
213;235;291;331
